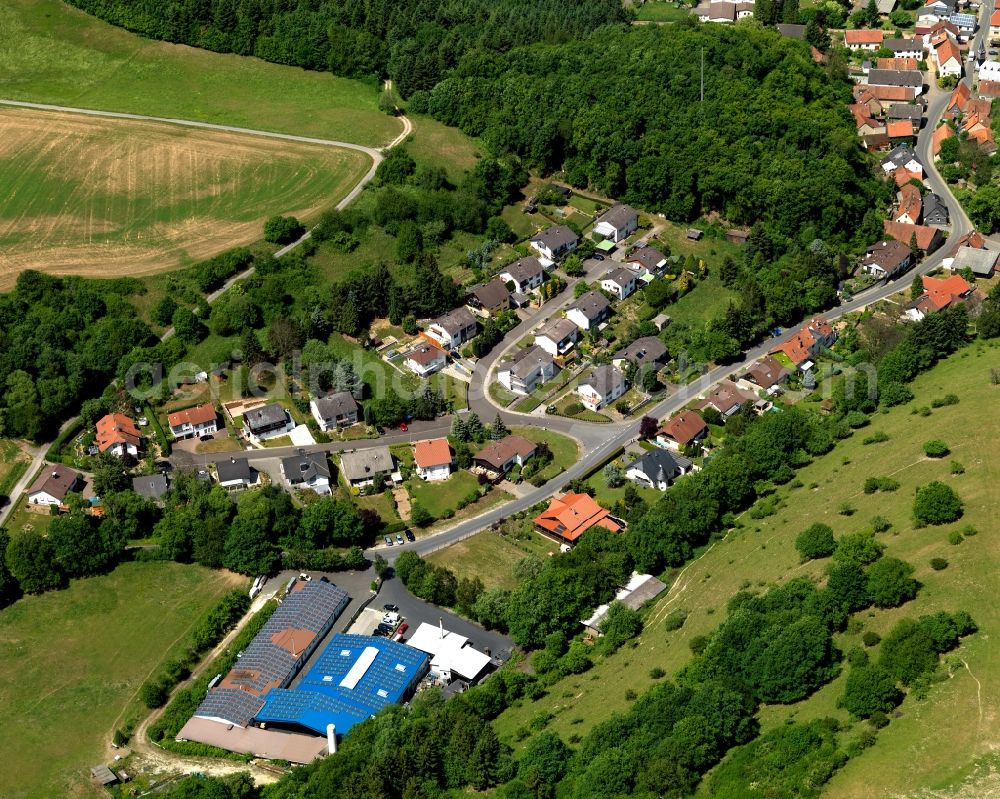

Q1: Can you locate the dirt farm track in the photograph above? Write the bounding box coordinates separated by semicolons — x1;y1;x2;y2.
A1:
0;107;370;288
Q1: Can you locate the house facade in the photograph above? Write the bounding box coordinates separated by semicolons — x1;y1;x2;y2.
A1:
281;450;332;495
424;307;478;351
845;29;885;50
406;344;448;376
577;365;627;411
655;412;707;451
499;257;545;293
611;337;668;373
473;435;536;480
242;403;294;442
26;466;79;508
310;392;360;431
593;203;639;243
534;318;579;359
566;291;611;331
862;239;913;279
626;449;694;491
340;446;396;488
168;403;219;439
467;280;511;317
534;493;622;545
215;457;258;491
96;413;141;458
497;345;558;395
414;438;454;482
529;225;579;260
599;268;638;300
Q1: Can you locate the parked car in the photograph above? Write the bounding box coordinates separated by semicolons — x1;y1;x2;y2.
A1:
592;253;605;261
396;623;409;636
399;422;408;432
383;603;400;612
396;534;405;545
404;530;415;542
384;536;393;546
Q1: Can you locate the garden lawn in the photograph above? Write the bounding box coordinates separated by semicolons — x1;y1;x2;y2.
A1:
408;470;482;519
495;339;1000;799
0;0;400;147
664;271;739;327
636;2;692;21
353;491;401;526
403;115;481;182
0;562;240;799
426;530;559;591
511;426;581;481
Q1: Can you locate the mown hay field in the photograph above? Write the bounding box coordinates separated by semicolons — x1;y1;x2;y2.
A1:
0;108;370;288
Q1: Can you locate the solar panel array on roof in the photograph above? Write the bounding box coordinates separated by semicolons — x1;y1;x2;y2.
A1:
195;688;266;727
255;634;429;736
192;582;350;726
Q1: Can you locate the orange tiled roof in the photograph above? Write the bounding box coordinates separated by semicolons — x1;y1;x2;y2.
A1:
167;402;216;428
659;411;707;445
414;438;453;469
845;29;885;45
95;413;140;454
894;167;923;187
920;274;974;312
896;183;922;222
534;492;622;543
883;220;938;251
772;328;817;366
932;123;956;156
887;120;915;138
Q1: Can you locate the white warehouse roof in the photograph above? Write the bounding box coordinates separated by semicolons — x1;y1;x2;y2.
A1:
406;623;492;682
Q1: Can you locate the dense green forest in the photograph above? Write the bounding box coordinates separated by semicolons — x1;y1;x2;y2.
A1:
0;272;155;440
65;0;630;96
424;24;879;247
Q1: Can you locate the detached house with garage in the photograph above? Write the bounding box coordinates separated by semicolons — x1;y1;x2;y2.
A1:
499;257;545;294
577;365;628;411
625;247;668;277
612;337;668;373
340;446;397;489
168;403;219;440
529;225;579;261
281;450;332;495
593;203;639;243
566;291;611;331
534;492;623;545
310;391;359;431
497;345;559;396
424;307;477;351
242;403;294;443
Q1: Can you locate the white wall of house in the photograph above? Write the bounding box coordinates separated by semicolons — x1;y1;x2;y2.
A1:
566;308;595;331
417;463;452;482
170;419;218;439
28;491;61;506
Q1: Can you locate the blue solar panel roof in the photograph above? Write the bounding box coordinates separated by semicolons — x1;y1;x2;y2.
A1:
256;634;428;736
192;581;350;726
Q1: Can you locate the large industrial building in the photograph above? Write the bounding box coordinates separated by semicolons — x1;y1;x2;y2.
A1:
177;581;429;763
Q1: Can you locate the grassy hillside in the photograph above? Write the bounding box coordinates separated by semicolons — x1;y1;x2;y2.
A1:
0;0;401;146
0;562;242;799
493;338;999;798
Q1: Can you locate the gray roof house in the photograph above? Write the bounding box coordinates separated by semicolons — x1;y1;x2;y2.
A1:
215;457;257;490
612;337;668;371
625;448;694;491
922;193;950;226
499;257;546;293
310;391;359;431
867;69;923;89
280;450;332;495
600;267;639;300
529;225;579;260
242;403;293;441
425;306;478;350
577;364;628;411
534;317;579;358
132;473;170;502
887;103;923;123
625;247;667;274
593;203;639;243
339;446;396;487
566;290;612;331
497;345;559;396
884;38;923;55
